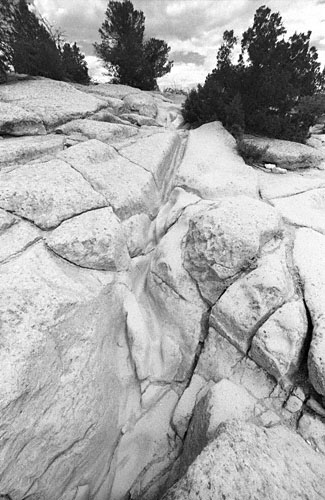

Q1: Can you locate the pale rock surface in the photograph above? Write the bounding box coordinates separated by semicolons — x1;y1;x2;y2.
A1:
183;196;283;304
0;208;17;232
120;113;161;127
175;122;258;199
0;159;106;229
90;109;132;126
172;374;207;439
298;413;325;454
195;327;244;382
271;188;325;234
163;420;325;500
78;83;141;100
123;92;158;118
242;135;325;170
179;380;257;472
250;300;308;380
0;243;139;500
0;101;46;136
0;219;41;263
0;78;105;128
46;207;130;271
109;390;179;500
122;213;151;257
210;245;295;353
258;168;325;200
119;131;181;190
0;134;65;169
294;228;325;396
56;119;138;143
58;138;116;166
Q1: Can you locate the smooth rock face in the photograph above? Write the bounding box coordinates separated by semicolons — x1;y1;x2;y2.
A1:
46;207;130;271
0;134;65;168
294;228;325;396
242;135;325;170
56;119;138;143
250;300;308;380
175;122;258;199
123;93;158;118
163;420;325;500
0;159;106;229
0;78;105;128
0;243;138;500
271;188;325;234
183;196;283;304
0;101;46;136
210;246;295;353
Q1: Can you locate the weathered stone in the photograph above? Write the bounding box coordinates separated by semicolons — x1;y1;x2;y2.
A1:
284;394;304;413
242;135;325;170
258;168;325;200
271;188;325;234
57;138;116;166
183;196;284;304
195;327;244;382
163;420;325;500
250;300;308;380
0;78;105;128
180;380;257;470
210;245;295;353
230;356;276;400
0;243;139;500
294;228;325;396
78;83;141;100
172;374;207;439
298;413;325;454
110;390;179;500
46;207;130;271
90;110;132;126
0;135;65;169
56;119;138;143
123;92;158;118
0;101;46;136
0;159;106;229
0;219;41;263
0;208;17;232
175;122;258;199
122;213;151;257
119;131;181;189
120;113;161;127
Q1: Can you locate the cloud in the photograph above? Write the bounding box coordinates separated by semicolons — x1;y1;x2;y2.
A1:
170;50;206;65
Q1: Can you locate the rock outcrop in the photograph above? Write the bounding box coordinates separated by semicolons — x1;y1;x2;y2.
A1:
1;76;325;500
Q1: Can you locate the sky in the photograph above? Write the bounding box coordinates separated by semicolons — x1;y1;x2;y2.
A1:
32;0;325;89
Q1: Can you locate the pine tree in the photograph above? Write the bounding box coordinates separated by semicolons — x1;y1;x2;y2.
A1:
94;0;173;89
61;42;90;84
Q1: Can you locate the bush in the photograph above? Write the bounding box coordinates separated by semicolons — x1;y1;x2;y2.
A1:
236;139;269;165
182;6;324;143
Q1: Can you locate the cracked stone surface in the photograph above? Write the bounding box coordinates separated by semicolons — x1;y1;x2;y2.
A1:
46;207;130;271
163;420;325;500
1;77;325;500
0;101;46;136
0;159;106;229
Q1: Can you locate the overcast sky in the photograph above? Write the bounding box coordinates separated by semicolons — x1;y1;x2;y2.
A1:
33;0;325;89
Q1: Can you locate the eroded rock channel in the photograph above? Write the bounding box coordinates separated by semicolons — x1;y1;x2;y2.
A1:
1;77;325;500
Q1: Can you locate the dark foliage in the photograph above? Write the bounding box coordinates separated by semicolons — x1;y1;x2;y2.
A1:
94;0;173;90
0;0;90;84
182;5;324;143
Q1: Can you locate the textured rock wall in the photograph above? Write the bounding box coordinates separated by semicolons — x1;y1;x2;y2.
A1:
1;77;325;500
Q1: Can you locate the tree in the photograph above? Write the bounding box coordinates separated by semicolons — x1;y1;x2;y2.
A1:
94;0;173;89
61;42;90;84
0;0;17;81
183;5;324;143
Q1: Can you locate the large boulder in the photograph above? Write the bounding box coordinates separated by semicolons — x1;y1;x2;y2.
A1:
242;135;325;170
0;101;46;136
163;420;325;500
183;196;283;304
123;93;158;118
175;122;258;199
56;119;138;144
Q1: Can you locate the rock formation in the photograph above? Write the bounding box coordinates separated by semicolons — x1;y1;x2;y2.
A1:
0;76;325;500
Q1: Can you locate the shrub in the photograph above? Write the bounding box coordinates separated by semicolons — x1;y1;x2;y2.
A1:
236;138;269;165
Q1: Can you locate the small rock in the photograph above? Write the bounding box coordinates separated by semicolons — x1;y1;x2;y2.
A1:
284;395;303;414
